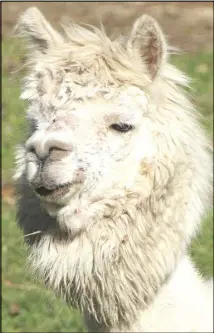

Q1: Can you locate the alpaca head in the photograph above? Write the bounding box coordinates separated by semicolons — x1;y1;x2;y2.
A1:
15;8;171;230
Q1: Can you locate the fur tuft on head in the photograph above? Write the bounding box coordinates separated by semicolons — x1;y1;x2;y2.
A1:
14;7;171;88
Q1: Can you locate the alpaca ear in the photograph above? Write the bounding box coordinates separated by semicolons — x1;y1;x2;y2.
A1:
127;14;167;80
15;7;63;52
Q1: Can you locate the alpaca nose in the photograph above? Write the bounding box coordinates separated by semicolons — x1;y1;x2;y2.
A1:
26;129;73;161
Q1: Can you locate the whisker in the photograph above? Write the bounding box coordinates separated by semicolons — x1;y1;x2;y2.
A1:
23;230;42;239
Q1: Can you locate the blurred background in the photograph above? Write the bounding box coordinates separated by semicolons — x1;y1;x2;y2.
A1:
2;2;213;332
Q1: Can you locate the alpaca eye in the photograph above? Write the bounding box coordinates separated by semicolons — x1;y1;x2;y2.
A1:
110;123;134;133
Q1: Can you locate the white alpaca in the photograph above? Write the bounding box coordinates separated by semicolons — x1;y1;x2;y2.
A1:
14;7;213;332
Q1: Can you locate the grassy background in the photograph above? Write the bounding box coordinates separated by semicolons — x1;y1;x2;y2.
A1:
2;38;213;332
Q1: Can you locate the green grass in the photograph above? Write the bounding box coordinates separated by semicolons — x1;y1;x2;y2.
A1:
2;38;213;332
2;39;27;182
172;51;213;137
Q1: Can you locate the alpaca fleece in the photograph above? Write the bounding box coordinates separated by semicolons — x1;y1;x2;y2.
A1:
15;7;213;332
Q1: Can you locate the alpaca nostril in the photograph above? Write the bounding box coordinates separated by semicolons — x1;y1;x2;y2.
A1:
48;147;70;161
26;128;73;161
27;144;48;161
27;145;71;161
29;147;36;154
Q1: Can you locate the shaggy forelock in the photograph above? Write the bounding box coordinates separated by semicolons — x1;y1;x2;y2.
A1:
20;23;152;92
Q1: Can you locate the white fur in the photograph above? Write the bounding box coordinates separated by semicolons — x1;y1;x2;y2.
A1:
15;7;213;332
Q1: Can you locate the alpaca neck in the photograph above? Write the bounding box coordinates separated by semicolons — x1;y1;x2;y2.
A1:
84;255;213;332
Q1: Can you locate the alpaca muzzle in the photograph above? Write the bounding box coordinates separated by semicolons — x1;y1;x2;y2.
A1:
30;164;73;199
26;118;74;162
26;125;76;199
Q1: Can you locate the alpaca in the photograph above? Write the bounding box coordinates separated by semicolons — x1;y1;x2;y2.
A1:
14;7;213;332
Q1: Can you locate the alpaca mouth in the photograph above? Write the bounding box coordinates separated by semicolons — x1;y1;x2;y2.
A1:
34;183;73;198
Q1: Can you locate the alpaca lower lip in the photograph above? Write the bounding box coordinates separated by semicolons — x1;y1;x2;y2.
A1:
34;183;73;198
